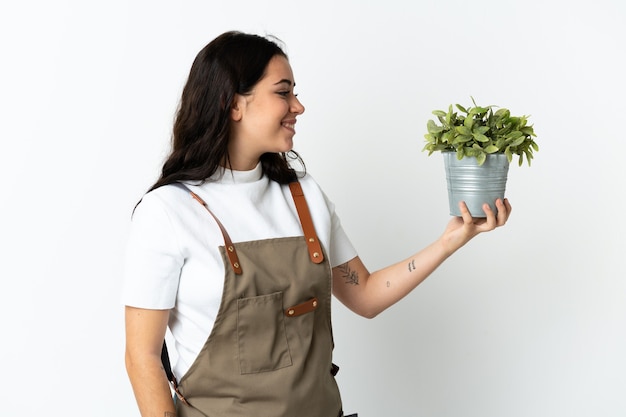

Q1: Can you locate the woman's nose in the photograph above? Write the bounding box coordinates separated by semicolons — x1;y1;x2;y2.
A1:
291;95;305;115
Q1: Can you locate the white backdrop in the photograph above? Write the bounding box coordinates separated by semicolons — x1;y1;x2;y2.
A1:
2;1;625;416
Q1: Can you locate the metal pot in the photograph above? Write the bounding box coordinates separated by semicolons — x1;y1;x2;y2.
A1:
443;152;510;217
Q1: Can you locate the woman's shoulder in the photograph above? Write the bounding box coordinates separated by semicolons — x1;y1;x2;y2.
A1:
289;171;335;209
133;183;195;219
286;171;323;195
294;170;320;187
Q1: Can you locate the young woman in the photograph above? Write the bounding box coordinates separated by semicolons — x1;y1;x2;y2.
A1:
123;31;511;417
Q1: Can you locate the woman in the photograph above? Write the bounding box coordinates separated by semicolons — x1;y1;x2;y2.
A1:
123;31;511;417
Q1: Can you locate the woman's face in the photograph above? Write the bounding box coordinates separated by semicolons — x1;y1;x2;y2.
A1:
228;55;305;170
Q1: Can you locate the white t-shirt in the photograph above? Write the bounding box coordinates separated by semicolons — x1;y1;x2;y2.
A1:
122;163;357;378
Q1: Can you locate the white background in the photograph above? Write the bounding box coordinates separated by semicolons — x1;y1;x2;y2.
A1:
1;0;625;416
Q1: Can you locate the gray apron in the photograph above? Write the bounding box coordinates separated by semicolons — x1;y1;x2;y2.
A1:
170;182;346;417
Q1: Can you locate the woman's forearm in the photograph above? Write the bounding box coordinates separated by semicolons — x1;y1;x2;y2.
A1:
367;238;452;314
334;237;453;318
126;351;176;417
333;200;510;318
125;306;176;417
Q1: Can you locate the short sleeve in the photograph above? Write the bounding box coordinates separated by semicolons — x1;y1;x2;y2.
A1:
328;209;358;268
121;193;184;309
318;189;357;268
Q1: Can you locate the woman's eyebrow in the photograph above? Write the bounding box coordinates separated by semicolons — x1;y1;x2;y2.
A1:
274;79;295;87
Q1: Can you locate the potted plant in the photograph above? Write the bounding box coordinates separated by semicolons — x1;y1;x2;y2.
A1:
422;97;538;217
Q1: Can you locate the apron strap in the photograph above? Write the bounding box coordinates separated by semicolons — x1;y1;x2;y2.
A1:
177;183;243;275
161;341;190;406
289;181;324;264
178;181;323;269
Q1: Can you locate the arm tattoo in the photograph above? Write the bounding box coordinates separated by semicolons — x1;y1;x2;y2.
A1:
338;263;359;285
408;259;416;272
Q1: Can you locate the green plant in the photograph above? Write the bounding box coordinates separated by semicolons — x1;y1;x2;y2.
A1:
423;97;538;166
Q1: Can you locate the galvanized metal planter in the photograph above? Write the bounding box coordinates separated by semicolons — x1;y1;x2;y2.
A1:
443;152;510;217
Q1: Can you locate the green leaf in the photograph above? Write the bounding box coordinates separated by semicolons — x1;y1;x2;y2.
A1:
506;130;523;140
473;133;490;143
509;136;526;147
518;117;528;128
495;108;510;118
524;149;533;166
476;152;487;166
484;144;499;153
456;104;468;113
469;106;489;115
427;119;445;134
432;110;447;118
504;146;513;162
473;126;490;135
455;126;472;136
464;147;477;157
452;135;472;145
442;131;454;143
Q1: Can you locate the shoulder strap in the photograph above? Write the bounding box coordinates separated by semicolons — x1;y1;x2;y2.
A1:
179;181;323;268
289;181;324;264
160;341;188;405
177;183;243;275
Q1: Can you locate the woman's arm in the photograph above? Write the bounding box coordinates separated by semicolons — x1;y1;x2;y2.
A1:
332;199;511;318
125;306;177;417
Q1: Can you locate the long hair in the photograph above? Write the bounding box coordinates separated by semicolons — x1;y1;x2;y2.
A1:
145;31;304;195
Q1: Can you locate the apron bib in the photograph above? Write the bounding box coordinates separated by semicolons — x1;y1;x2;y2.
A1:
171;181;344;417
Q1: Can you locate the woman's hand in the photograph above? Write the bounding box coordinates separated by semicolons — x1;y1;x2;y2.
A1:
440;198;512;255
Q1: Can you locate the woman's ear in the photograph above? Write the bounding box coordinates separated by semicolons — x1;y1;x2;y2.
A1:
230;94;244;122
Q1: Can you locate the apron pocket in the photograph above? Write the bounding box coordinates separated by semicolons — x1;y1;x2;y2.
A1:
237;291;293;374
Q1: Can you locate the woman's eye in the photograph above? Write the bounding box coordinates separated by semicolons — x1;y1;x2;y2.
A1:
277;91;298;97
